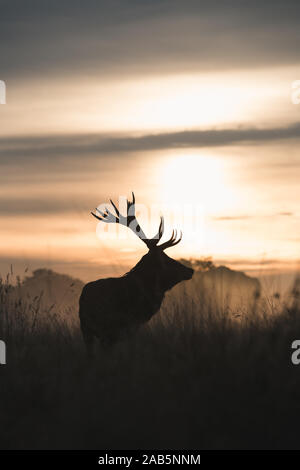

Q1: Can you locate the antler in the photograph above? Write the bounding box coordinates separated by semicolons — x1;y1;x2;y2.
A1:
91;192;164;249
157;229;182;251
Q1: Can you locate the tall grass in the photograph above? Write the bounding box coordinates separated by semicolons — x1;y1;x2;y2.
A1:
0;272;300;449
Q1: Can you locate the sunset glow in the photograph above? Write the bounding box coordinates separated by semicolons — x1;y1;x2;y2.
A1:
0;3;300;282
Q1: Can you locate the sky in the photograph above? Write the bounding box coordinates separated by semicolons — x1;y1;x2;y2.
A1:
0;0;300;281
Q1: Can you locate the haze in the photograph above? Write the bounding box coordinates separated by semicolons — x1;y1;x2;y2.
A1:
0;1;299;281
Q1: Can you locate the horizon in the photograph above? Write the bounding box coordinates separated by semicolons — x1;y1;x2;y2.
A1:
3;257;299;300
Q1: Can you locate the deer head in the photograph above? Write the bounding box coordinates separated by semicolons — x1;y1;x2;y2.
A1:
91;193;194;291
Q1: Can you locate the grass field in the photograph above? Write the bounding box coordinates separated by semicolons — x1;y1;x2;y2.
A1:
1;271;300;450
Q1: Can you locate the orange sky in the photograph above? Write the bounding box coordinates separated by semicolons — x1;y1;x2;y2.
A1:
0;2;300;281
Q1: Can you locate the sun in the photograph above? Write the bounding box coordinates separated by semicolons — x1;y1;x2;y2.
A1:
160;153;232;214
154;152;240;257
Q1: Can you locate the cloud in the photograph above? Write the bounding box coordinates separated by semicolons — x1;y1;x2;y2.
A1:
1;1;300;81
1;123;300;163
0;195;91;216
278;211;294;216
213;212;295;221
213;215;253;221
215;258;297;267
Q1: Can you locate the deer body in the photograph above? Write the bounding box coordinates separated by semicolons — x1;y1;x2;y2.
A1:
79;271;164;349
79;194;193;356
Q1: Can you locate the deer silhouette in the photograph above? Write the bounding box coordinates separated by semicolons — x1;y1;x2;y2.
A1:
79;193;194;356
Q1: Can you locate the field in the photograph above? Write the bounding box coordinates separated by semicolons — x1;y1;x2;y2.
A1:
1;269;300;450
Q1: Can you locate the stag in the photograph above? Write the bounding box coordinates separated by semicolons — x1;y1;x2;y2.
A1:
79;193;194;356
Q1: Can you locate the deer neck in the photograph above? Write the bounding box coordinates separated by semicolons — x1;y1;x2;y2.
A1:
129;268;165;304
